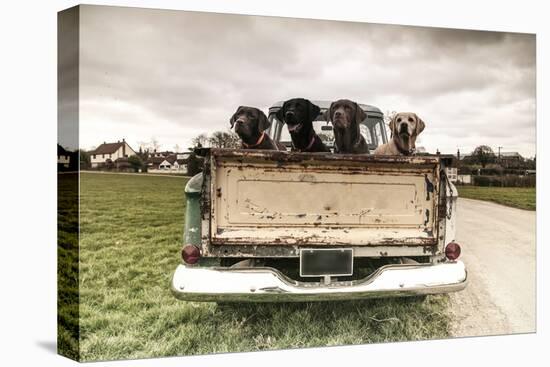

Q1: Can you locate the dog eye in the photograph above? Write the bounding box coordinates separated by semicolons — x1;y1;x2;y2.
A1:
408;117;414;122
397;118;402;122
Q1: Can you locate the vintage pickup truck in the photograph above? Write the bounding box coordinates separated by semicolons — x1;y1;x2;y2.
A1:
171;101;467;302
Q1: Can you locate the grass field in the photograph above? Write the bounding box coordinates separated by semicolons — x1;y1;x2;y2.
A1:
457;186;536;211
76;172;452;361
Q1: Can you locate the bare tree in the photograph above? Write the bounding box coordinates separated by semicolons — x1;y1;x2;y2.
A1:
208;131;241;148
384;110;397;125
191;133;209;148
137;140;150;152
150;137;160;152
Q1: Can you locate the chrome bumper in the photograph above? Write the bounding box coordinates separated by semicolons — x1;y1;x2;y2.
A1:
171;261;467;302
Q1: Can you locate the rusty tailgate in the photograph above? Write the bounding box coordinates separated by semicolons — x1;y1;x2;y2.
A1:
205;149;441;247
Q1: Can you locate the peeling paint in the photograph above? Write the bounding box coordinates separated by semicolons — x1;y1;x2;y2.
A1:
194;149;453;258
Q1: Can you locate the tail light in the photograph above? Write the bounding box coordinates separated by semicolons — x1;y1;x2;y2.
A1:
445;242;461;261
181;245;201;264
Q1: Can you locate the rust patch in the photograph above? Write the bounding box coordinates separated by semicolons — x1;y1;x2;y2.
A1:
207;147;448;165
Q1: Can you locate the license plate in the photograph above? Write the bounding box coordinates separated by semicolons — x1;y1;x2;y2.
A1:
299;248;353;277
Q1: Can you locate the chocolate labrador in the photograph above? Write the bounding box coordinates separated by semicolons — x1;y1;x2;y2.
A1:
373;112;425;155
230;106;285;150
326;99;369;154
276;98;330;152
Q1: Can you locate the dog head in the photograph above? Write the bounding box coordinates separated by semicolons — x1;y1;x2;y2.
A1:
275;98;321;134
389;112;425;151
230;106;271;142
326;99;366;131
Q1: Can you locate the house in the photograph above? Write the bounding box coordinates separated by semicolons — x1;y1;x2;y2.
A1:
457;174;472;184
57;144;71;169
146;150;175;159
445;167;458;183
498;152;524;168
147;156;166;170
147;153;190;173
90;139;136;168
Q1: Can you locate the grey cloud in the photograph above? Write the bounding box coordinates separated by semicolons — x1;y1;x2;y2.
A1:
73;5;536;157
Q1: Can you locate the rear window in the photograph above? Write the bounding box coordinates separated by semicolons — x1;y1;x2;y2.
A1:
274;112;379;149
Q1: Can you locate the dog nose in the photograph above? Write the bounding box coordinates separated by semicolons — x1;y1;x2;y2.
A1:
334;111;342;117
285;111;294;118
235;119;244;125
399;123;408;132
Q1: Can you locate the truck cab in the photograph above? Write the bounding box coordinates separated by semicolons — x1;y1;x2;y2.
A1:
171;102;466;302
267;100;388;152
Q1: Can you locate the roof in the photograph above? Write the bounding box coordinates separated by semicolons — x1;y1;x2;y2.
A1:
147;157;165;164
269;100;383;115
165;154;178;164
92;142;125;155
57;144;70;156
500;152;522;158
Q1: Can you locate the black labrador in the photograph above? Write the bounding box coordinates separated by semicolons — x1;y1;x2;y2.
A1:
230;106;285;150
276;98;330;152
326;99;369;154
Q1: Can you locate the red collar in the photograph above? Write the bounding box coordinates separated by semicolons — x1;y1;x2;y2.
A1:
295;135;316;152
242;132;266;148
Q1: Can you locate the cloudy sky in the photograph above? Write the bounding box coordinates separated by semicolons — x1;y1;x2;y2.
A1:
73;5;535;157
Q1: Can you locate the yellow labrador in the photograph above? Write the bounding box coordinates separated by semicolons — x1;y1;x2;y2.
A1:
374;112;425;155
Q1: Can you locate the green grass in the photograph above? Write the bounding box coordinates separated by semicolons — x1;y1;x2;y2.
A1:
58;173;80;360
457;186;536;211
76;172;452;361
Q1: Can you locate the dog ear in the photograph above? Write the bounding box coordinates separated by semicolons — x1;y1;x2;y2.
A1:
257;109;271;131
276;101;286;123
388;114;398;138
415;114;425;135
229;106;243;129
354;102;367;137
325;102;335;122
354;102;367;125
308;101;321;123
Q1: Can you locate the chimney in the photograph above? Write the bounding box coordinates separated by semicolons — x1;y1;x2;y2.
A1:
122;138;126;157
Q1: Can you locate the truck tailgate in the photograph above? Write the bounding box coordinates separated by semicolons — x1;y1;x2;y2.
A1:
206;149;441;246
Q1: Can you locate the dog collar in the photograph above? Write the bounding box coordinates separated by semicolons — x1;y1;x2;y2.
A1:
304;135;316;151
396;144;415;155
395;142;414;155
293;134;316;152
242;132;266;148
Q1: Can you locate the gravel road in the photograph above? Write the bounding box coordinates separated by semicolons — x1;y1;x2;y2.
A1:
448;198;536;337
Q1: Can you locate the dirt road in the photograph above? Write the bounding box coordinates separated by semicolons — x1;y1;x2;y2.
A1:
448;198;536;337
